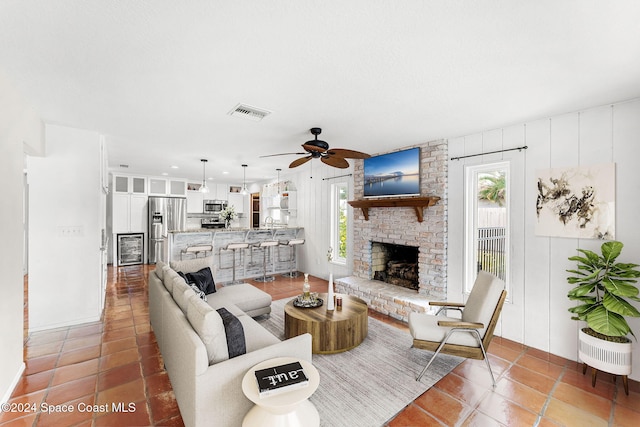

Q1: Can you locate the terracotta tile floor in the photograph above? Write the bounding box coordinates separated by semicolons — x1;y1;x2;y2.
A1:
4;264;639;426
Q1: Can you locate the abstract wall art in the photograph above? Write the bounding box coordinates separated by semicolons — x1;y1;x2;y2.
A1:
535;163;615;239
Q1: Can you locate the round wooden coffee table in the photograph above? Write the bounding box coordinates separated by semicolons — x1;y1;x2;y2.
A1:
284;293;368;354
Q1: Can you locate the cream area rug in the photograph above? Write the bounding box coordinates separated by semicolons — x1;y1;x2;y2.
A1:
256;298;463;427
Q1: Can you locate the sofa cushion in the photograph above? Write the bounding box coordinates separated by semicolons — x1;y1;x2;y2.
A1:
178;267;216;295
164;268;181;294
186;294;230;364
170;256;214;275
206;296;245;317
216;308;246;359
172;277;193;313
238;315;281;351
215;283;272;314
154;261;166;281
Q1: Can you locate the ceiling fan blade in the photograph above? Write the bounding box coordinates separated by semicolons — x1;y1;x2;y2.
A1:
289;156;312;168
326;148;371;159
302;143;327;153
259;152;307;158
321;156;350;169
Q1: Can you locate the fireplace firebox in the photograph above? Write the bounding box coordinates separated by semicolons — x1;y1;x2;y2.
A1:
371;242;419;290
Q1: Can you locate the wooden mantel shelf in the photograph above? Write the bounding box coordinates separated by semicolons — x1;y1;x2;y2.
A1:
348;196;441;222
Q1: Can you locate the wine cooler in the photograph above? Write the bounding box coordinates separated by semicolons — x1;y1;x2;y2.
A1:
117;233;144;266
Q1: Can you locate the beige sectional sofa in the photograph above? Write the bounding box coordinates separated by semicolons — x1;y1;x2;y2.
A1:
149;257;312;427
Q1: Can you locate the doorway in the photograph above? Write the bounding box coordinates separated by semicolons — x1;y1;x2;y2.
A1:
251;192;260;228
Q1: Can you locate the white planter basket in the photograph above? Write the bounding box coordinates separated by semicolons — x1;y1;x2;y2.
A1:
578;329;632;375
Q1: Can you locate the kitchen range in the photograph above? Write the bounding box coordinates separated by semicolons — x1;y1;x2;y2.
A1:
201;216;226;229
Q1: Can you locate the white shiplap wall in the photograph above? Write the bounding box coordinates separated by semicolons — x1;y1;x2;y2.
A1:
276;164;355;282
448;99;640;381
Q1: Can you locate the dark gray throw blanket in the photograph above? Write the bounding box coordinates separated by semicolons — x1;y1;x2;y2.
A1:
216;308;246;358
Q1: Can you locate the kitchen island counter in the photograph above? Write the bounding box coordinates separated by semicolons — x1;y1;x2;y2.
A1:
166;227;303;283
174;226;299;232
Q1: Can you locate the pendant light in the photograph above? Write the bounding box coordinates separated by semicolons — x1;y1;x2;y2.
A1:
200;159;210;193
276;168;281;196
240;164;248;195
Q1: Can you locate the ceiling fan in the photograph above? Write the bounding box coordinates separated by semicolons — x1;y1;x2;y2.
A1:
261;127;371;169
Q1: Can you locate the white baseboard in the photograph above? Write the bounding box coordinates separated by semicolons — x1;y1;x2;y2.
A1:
28;314;101;333
1;362;25;405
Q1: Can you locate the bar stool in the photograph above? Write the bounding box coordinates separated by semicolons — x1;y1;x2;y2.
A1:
219;242;249;284
279;239;305;278
252;240;279;282
181;244;213;260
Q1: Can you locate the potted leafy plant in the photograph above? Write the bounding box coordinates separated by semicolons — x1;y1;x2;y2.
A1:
566;240;640;394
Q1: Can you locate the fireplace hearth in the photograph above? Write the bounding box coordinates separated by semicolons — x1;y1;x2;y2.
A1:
371;242;419;290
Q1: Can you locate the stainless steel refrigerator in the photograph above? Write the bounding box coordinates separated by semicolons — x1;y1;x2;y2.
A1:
148;196;187;264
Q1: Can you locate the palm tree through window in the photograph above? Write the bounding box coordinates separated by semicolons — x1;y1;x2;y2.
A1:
465;162;509;293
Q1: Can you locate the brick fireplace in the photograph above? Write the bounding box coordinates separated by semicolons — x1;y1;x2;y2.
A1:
335;139;448;321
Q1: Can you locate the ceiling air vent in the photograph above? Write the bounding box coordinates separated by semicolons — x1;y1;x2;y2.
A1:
228;103;272;122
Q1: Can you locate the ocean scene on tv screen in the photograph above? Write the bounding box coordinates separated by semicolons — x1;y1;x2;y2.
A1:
364;147;420;197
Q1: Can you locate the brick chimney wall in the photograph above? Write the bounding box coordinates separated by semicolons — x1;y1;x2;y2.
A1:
351;140;448;299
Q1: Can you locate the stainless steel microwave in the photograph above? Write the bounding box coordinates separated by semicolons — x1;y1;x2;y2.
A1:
203;199;227;214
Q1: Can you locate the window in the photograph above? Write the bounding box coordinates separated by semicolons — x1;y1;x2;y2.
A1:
330;182;348;264
464;162;509;294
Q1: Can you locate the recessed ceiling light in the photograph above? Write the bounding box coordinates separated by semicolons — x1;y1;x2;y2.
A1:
222;171;229;174
162;172;168;176
171;165;179;169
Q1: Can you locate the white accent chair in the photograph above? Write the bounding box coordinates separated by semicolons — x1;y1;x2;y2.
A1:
409;271;507;387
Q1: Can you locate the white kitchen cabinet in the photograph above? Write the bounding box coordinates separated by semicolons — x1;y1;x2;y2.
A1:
187;190;204;213
148;178;167;196
112;193;147;233
195;183;228;200
228;192;245;214
113;175;146;194
198;183;227;200
169;179;187;196
148;177;187;196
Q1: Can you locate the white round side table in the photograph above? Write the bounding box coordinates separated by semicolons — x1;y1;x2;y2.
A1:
241;357;320;427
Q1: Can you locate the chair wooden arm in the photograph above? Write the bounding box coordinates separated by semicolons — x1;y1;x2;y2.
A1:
429;301;465;308
437;320;484;329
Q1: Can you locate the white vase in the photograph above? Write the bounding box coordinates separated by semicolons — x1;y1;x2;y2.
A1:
327;273;335;310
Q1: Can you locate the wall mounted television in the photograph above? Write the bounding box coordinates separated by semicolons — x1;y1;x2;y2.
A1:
363;147;421;197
